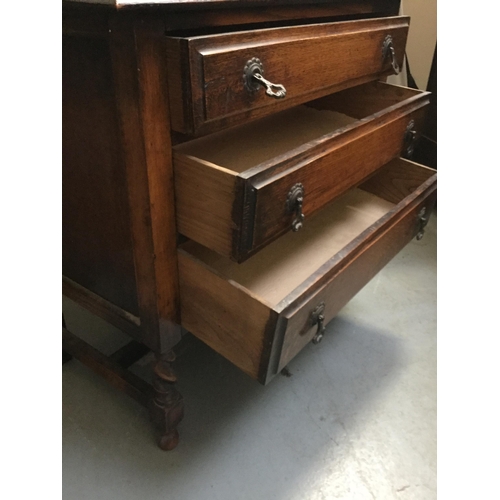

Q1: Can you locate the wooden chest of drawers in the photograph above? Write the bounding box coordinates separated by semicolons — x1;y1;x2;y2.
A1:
62;0;436;450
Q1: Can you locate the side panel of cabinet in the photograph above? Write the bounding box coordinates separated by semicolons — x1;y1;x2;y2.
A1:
62;35;139;315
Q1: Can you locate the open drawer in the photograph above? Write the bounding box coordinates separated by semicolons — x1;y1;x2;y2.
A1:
178;157;437;385
166;16;409;135
174;82;430;262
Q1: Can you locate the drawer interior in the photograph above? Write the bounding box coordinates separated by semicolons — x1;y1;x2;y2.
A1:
175;82;421;174
179;157;436;308
181;189;393;305
178;157;436;382
176;107;356;173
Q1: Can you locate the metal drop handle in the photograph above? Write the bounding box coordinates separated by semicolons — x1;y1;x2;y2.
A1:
244;58;287;99
404;120;417;158
416;207;429;241
382;35;400;75
310;302;326;345
286;183;305;232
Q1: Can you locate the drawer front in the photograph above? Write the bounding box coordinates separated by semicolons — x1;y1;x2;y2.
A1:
247;101;427;258
178;158;437;384
273;175;437;376
174;82;430;262
167;16;409;135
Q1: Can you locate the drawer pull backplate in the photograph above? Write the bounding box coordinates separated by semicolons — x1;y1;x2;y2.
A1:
244;58;287;99
286;183;305;232
403;119;417;158
416;207;429;241
382;35;400;75
310;302;326;345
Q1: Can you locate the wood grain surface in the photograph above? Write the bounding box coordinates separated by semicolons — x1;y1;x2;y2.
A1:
276;163;436;372
63;277;142;340
163;2;401;31
177;158;437;383
62;0;421;449
178;249;275;379
173;153;239;257
167;16;409;134
62;327;152;407
173;81;429;261
62;35;140;314
180;190;394;305
109;15;182;352
63;0;400;11
359;156;437;203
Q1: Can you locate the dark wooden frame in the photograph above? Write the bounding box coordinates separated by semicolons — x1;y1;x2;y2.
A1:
63;9;185;449
62;0;403;450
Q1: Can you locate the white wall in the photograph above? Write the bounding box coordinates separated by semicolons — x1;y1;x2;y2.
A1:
401;0;437;90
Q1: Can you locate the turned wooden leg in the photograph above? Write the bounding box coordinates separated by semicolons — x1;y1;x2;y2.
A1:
149;351;184;451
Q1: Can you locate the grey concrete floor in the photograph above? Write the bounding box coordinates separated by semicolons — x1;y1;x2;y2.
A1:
62;212;436;500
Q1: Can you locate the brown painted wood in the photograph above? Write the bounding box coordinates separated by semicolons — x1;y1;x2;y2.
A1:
109;15;182;353
166;16;409;134
174;154;239;257
177;248;276;379
357;156;436;204
63;277;142;340
181;190;394;305
109;341;150;368
63;324;183;452
275;163;437;374
177;158;436;384
62;34;140;315
150;352;184;450
174;82;429;262
63;0;400;10
62;1;401;38
62;6;112;37
310;79;422;117
249;88;429;255
270;160;436;312
62;1;429;451
63;327;183;449
62;327;153;407
163;2;401;31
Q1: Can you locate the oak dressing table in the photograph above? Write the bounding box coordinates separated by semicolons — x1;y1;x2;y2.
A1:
62;0;437;450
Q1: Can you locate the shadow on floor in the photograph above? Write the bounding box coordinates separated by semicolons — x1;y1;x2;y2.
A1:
63;308;405;500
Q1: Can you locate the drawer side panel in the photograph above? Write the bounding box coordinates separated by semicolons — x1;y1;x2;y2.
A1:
63;35;139;315
178;251;275;380
174;153;239;257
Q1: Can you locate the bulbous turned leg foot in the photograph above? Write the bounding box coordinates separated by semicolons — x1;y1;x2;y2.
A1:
149;351;184;451
159;429;180;451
